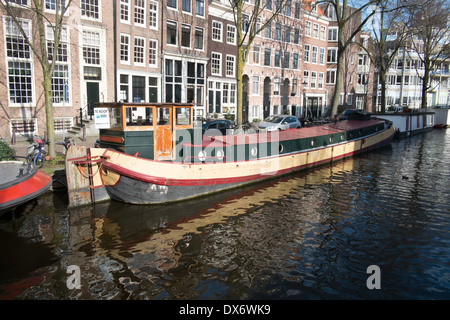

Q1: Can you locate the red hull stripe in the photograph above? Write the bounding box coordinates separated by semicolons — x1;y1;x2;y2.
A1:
103;131;394;187
0;170;52;206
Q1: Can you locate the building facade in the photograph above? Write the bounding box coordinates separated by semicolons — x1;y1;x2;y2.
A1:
0;0;114;140
0;0;377;142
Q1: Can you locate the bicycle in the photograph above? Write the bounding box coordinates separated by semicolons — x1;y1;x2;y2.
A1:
26;136;48;169
56;136;76;152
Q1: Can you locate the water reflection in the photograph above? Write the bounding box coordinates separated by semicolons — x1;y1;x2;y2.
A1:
1;130;449;300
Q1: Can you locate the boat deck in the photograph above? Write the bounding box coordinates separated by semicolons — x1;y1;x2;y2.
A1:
0;161;31;186
190;119;384;147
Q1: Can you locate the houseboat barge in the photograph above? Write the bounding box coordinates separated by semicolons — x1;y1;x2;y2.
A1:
74;103;395;205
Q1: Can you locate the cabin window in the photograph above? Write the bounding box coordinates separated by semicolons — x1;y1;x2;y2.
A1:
126;107;153;126
176;107;191;125
157;107;170;125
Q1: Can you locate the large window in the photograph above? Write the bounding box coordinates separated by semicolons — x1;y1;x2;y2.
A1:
52;65;70;104
45;0;66;12
195;27;204;50
120;0;130;22
211;52;221;75
327;48;337;63
134;36;145;65
81;0;99;19
328;27;338;41
326;70;336;84
226;55;235;77
47;25;70;104
264;48;271;66
212;21;222;42
181;24;191;48
274;50;281;67
83;30;101;65
134;0;145;26
149;1;158;29
312;46;318;64
165;59;182;103
305;21;311;37
304;44;310;63
120;34;130;63
148;39;157;67
5;17;33;104
196;0;204;16
182;0;191;13
167;0;176;8
167;21;177;45
293;53;299;69
284;51;290;69
319;47;325;65
227;25;236;44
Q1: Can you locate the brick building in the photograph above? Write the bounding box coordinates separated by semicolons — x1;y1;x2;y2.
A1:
0;0;371;142
0;0;114;140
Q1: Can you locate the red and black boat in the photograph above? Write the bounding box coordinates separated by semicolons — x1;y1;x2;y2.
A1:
0;161;52;212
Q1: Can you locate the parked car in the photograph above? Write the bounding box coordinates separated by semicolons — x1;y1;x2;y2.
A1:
386;105;404;113
337;109;371;120
258;115;301;132
202;119;235;135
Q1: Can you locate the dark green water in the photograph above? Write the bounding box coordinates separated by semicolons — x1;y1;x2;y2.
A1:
1;129;449;300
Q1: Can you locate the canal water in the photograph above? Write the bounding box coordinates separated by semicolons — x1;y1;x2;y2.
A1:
0;129;449;301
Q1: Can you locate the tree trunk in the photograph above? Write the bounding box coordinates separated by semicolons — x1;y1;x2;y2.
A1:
43;73;56;159
236;47;245;129
380;69;387;113
330;44;345;117
421;68;430;109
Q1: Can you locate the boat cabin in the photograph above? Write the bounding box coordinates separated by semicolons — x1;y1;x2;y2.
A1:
95;103;194;160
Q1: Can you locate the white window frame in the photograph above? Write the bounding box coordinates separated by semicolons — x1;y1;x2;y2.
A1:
181;24;191;49
4;16;35;106
252;75;260;95
226;54;235;77
120;0;130;24
320;25;326;40
304;44;310;63
46;24;71;106
211;52;222;76
148;39;157;67
326;69;336;84
318;72;324;88
303;71;310;88
305;21;311;37
212;21;223;42
120;33;130;64
149;0;158;30
327;48;337;63
182;0;192;14
44;0;67;15
194;27;204;51
134;0;146;28
81;0;101;21
328;27;338;42
319;47;325;65
311;71;317;89
313;23;319;39
166;20;177;46
253;45;260;65
227;25;236;45
134;36;146;66
312;46;318;64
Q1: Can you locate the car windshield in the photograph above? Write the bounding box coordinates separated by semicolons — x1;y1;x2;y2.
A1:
264;116;283;123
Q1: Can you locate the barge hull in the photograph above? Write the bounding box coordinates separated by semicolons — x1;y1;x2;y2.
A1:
97;124;395;204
